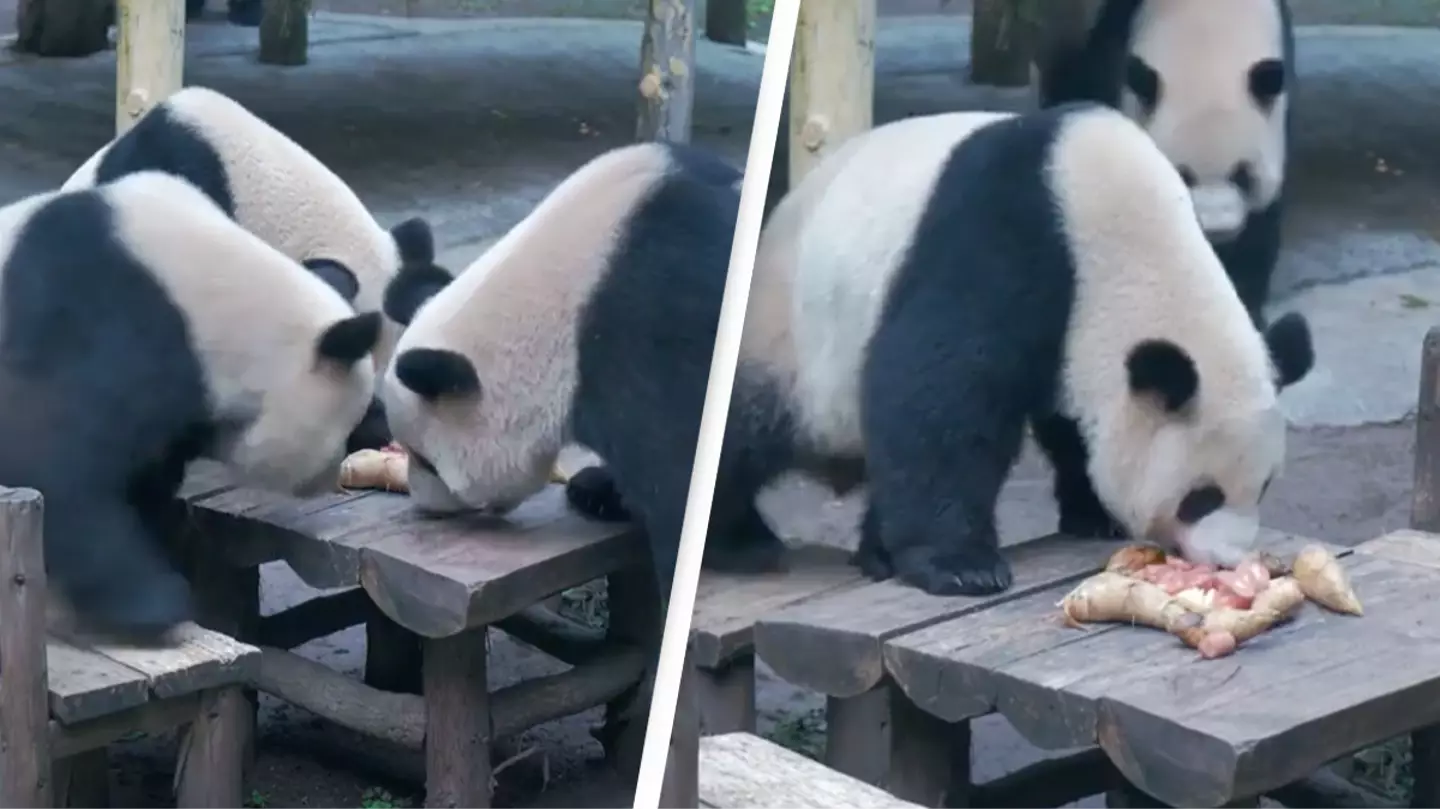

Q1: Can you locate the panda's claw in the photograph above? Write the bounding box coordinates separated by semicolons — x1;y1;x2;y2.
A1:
893;544;1014;596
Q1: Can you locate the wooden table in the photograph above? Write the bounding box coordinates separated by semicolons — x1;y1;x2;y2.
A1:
753;529;1440;808
173;460;658;809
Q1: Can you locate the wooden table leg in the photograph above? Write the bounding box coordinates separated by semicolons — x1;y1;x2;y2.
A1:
0;489;53;808
697;654;756;735
185;538;259;778
660;652;700;808
826;681;965;806
175;686;248;808
422;629;492;809
790;0;876;183
599;567;662;774
1413;726;1440;807
54;748;111;808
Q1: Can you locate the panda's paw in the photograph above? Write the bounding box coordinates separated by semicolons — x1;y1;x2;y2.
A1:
894;545;1013;596
565;466;632;522
852;508;893;581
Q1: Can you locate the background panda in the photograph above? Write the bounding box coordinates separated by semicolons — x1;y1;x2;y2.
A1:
705;102;1313;597
0;171;382;640
1035;0;1295;326
379;141;743;601
61;86;444;450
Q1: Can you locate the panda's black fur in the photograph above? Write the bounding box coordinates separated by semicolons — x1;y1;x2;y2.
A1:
1035;0;1296;328
0;175;381;642
383;142;744;600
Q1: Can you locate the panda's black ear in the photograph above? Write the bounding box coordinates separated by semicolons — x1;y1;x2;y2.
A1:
302;258;360;303
392;217;436;266
1124;55;1160;112
383;264;454;326
1126;339;1198;412
395;348;481;401
1248;59;1286;107
316;311;382;367
1264;311;1313;390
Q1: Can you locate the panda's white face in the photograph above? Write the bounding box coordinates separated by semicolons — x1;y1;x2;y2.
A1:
1120;0;1288;243
1100;404;1287;568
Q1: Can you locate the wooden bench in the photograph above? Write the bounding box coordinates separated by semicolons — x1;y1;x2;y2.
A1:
0;487;259;809
699;731;920;809
172;461;657;808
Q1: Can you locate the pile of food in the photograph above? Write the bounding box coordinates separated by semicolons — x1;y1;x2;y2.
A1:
1060;543;1363;659
337;444;574;493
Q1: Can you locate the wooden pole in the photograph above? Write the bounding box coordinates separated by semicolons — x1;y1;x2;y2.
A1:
258;0;310;66
789;0;875;185
969;0;1032;88
0;488;52;808
704;0;746;46
636;0;697;143
115;0;186;135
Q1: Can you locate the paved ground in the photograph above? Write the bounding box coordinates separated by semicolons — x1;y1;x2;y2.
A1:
0;0;1435;806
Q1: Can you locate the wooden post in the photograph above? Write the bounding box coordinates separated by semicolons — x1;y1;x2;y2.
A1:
969;0;1033;88
54;749;111;807
659;650;700;808
115;0;186;135
704;0;746;46
0;488;52;808
1413;727;1440;807
188;551;260;777
599;567;662;776
636;0;697;143
789;0;875;184
175;687;248;808
825;683;965;805
1413;327;1440;530
697;655;756;735
422;629;492;808
258;0;309;66
14;0;111;57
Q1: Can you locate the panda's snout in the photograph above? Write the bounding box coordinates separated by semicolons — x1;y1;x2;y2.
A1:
1189;183;1248;243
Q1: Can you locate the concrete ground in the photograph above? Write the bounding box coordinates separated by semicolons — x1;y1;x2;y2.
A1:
0;0;1434;805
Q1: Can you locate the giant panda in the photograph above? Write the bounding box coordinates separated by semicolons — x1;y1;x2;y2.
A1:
0;171;383;640
378;141;743;601
61;86;444;451
693;103;1315;596
1035;0;1295;326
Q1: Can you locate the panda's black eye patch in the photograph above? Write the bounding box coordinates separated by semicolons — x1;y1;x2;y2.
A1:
1229;164;1256;196
1124;55;1160;111
1248;58;1286;106
1177;166;1197;188
1177;484;1226;525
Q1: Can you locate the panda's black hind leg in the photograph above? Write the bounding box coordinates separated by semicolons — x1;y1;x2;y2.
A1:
852;503;893;581
47;491;193;643
704;482;786;574
1030;414;1128;539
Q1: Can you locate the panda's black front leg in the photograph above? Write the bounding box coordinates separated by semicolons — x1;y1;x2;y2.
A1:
861;328;1024;597
565;465;634;522
851;502;893;581
1030;414;1127;539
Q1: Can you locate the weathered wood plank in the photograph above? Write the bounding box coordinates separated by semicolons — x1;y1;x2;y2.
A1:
46;640;150;725
697;654;755;735
0;488;52;807
174;687;247;808
691;542;862;669
883;530;1341;726
358;486;641;637
177;461;238;502
1353;528;1440;569
93;622;259;701
754;535;1123;698
699;731;922;809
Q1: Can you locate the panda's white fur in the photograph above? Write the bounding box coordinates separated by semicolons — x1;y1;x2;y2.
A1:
718;103;1312;596
61;86;438;383
379;141;742;593
1120;0;1289;241
0;170;381;638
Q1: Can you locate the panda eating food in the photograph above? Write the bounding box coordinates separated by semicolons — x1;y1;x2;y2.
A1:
691;102;1313;596
0;172;382;640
